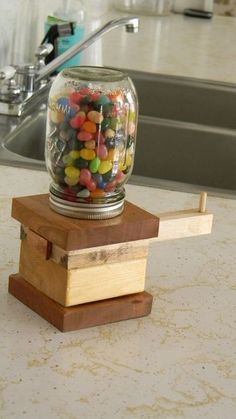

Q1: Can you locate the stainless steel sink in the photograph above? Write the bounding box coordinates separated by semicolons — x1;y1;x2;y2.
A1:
1;70;236;197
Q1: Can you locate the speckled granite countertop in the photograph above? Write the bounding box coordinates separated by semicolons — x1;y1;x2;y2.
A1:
0;165;236;418
82;12;236;85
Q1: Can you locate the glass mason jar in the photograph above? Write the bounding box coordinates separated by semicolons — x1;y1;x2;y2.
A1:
45;66;138;219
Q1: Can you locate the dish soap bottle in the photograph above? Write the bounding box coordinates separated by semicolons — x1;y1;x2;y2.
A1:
44;0;85;71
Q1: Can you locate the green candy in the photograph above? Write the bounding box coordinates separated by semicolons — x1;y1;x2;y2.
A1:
95;95;110;107
89;157;101;173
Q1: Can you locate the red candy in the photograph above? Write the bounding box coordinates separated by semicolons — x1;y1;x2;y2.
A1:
79;168;91;184
69;92;83;105
86;179;96;192
96;144;108;160
77;131;93;141
70;111;86;129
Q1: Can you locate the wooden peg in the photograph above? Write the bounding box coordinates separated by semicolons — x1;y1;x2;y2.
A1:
199;191;207;213
155;192;213;242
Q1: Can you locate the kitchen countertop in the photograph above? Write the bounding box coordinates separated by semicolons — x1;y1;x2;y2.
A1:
1;165;236;418
82;12;236;85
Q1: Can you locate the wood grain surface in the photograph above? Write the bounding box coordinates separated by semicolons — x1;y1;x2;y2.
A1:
9;274;153;332
12;194;159;251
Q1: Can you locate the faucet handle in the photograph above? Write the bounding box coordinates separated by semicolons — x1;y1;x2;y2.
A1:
0;66;16;81
35;43;54;71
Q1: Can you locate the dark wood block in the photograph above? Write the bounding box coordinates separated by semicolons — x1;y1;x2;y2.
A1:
12;194;159;251
9;274;153;332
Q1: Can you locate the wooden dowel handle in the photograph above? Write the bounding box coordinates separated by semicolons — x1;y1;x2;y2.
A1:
199;192;207;213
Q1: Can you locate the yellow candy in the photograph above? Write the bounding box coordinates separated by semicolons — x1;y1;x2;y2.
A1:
98;160;113;174
50;110;65;124
85;140;96;150
105;128;115;139
65;166;80;178
64;176;79;186
119;162;127;171
88;110;104;124
125;153;133;167
80;149;96;160
69;150;80;159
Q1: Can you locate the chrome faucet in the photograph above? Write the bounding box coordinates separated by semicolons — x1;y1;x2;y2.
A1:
0;16;139;117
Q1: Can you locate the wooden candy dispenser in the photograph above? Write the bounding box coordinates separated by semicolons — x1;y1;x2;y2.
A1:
8;192;213;332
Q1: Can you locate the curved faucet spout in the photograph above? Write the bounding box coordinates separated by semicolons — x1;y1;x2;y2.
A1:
36;16;139;83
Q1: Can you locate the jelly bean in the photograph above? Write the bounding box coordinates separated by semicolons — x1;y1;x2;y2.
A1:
119;161;127;171
116;170;125;184
105;180;117;192
125;153;133;167
96;144;108;160
104;128;115;139
68;138;84;151
64;176;79;186
74;157;89;169
94;131;105;144
89;157;101;173
95;95;110;107
91;92;101;102
62;154;74;166
79;86;91;95
82;120;97;134
102;170;116;183
65;166;80;178
50;110;64;124
98;160;112;174
87;110;103;124
69;150;80;159
80;149;96;160
77;131;93;142
101;118;110;131
92;173;103;184
80;168;91;184
70;111;86;129
90;188;106;198
85;140;96;150
97;180;107;189
102;103;114;117
57;96;69;109
69;91;83;105
80;95;92;106
77;188;90;198
86;179;97;192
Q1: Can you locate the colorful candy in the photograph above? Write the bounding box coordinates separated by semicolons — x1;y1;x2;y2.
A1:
47;83;137;201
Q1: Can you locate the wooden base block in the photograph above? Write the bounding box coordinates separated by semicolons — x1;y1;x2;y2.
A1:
8;274;153;332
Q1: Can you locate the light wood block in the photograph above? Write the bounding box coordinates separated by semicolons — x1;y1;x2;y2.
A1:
8;274;153;332
19;234;147;306
12;194;159;251
156;209;213;242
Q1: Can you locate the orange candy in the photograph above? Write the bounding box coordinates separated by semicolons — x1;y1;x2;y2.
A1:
90;188;106;198
82;120;97;134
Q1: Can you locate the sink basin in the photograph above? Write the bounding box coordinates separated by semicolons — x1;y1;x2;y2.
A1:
1;70;236;196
